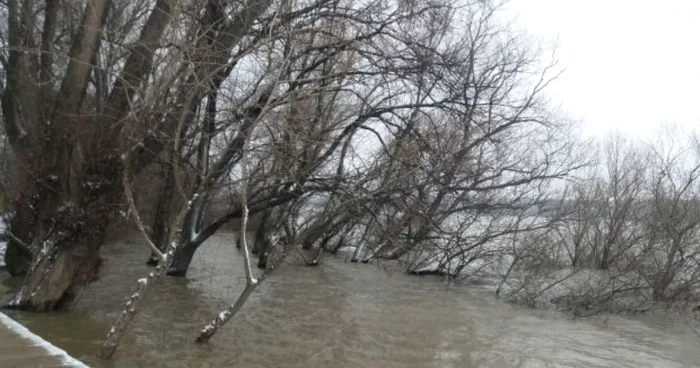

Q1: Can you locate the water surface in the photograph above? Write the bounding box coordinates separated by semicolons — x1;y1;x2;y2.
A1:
1;233;699;367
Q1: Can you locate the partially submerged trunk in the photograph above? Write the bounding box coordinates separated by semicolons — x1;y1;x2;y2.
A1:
196;120;288;343
3;145;123;311
256;236;271;269
309;245;324;266
252;210;271;255
166;240;199;276
197;235;289;342
253;209;274;267
167;202;280;276
5;200;109;311
165;192;209;276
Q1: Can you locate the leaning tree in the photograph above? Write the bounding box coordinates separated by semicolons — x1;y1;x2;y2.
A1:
1;0;287;311
0;0;464;310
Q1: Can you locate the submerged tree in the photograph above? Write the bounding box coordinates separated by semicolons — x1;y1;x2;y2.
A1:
499;127;700;315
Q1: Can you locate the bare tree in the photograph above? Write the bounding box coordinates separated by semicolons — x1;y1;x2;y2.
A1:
0;0;602;329
334;3;585;280
504;128;700;315
1;0;280;311
195;107;288;343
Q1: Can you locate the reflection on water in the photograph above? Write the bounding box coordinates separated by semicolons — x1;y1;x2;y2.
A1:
2;232;699;368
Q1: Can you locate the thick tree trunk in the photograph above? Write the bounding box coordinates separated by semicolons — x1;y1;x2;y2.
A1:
5;242;103;311
329;232;347;254
5;206;107;311
164;195;204;274
166;219;232;276
5;142;121;311
165;196;209;276
166;240;199;276
3;202;35;275
166;234;211;277
165;191;298;276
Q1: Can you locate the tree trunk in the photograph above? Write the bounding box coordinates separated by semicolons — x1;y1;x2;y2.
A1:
164;192;207;274
309;246;324;266
166;192;297;276
351;222;374;262
329;232;347;254
350;242;364;262
3;200;35;275
147;164;174;266
251;210;270;255
146;215;169;265
256;236;270;269
3;239;32;276
5;205;107;311
166;240;199;276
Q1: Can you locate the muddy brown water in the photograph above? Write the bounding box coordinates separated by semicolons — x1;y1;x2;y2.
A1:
1;232;699;368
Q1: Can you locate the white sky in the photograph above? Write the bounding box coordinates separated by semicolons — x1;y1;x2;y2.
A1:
504;0;700;139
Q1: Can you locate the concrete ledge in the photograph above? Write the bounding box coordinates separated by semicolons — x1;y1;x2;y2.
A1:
0;312;90;367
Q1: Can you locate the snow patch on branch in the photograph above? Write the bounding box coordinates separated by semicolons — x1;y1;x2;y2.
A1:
200;324;214;334
218;311;230;321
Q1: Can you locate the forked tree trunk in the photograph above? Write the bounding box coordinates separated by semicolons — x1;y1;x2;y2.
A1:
167;206;274;276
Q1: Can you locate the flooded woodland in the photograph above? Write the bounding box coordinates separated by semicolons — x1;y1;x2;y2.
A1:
3;233;700;368
1;0;700;366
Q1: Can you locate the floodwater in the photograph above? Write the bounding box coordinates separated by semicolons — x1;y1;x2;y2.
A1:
1;232;699;368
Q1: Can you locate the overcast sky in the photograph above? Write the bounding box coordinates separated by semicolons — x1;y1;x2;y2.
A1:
504;0;700;139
